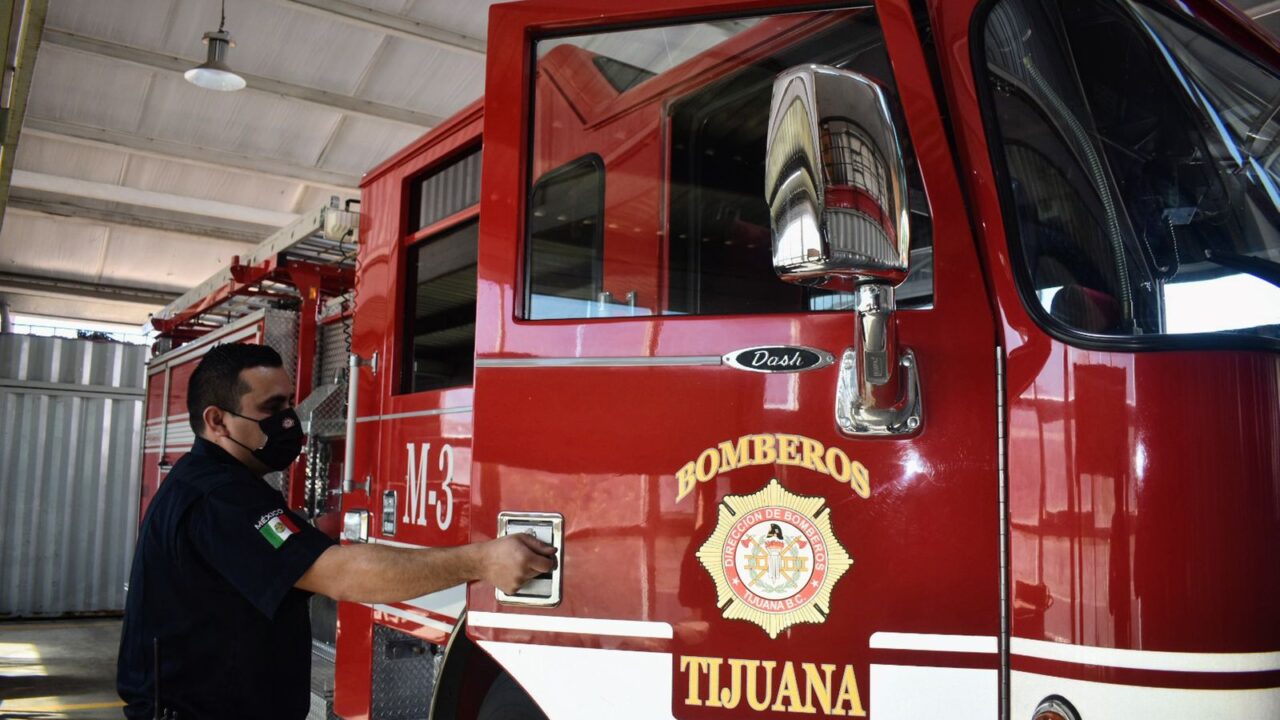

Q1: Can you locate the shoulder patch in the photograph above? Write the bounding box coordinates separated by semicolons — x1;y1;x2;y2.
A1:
255;509;298;549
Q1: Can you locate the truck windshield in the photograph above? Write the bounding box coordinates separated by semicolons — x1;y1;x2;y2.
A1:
981;0;1280;342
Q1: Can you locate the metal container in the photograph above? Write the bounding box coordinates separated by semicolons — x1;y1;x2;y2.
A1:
0;334;147;617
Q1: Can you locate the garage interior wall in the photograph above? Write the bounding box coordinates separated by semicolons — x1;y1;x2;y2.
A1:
0;334;145;616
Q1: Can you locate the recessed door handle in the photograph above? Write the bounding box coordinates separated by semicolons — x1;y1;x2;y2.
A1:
496;512;563;607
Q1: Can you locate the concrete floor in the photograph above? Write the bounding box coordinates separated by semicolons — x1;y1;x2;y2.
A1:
0;618;124;719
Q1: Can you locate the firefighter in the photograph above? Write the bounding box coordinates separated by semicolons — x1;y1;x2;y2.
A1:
117;343;556;719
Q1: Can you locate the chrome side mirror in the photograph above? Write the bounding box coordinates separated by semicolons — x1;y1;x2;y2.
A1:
765;65;921;437
765;65;910;287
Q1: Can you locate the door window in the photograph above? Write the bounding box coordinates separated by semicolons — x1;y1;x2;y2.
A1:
980;0;1280;342
523;9;934;321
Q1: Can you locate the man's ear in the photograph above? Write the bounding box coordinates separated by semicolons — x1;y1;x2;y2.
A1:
203;405;231;439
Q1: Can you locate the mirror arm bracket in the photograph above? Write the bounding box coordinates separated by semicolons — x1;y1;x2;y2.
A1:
836;284;922;437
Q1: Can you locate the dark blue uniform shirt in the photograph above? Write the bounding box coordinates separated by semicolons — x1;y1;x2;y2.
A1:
117;437;336;719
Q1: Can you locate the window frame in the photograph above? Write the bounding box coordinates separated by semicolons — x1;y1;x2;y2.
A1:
970;0;1280;353
397;143;484;396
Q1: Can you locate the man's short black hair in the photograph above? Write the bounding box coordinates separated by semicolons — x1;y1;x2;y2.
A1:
188;343;284;436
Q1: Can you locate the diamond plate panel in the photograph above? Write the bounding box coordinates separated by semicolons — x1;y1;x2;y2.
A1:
371;624;439;719
260;308;299;493
261;308;300;381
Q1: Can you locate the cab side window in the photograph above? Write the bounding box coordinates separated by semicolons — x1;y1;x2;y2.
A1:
401;148;482;393
523;10;933;321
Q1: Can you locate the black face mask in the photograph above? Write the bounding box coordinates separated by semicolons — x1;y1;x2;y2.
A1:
221;407;304;472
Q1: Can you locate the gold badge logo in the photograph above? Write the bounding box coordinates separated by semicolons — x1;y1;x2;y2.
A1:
697;479;853;638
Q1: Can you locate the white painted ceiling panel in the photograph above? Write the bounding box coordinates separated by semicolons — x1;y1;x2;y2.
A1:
360;37;483;117
120;154;304;214
405;0;498;41
8;0;496;326
1;212;112;283
27;46;154;132
316;115;424;176
137;71;343;167
14;135;129;185
46;0;179;51
96;225;249;291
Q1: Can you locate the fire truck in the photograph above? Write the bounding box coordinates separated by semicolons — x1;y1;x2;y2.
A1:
147;0;1280;717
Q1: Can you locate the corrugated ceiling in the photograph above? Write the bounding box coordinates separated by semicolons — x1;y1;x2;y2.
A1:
1;0;497;326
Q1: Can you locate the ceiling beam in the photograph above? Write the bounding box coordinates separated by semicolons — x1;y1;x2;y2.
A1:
22;117;361;191
8;192;273;244
42;27;443;128
0;0;50;233
11;170;300;227
265;0;485;58
0;270;178;306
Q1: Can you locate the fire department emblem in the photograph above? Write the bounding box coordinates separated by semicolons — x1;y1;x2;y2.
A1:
697;479;852;638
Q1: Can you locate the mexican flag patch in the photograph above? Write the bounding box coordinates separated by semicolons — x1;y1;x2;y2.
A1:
255;509;298;549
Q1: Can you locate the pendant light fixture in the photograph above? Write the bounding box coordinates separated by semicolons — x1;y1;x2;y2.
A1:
184;0;246;92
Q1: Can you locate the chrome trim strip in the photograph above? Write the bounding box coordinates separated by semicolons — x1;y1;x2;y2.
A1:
997;347;1010;720
467;611;674;639
475;356;722;368
356;407;473;424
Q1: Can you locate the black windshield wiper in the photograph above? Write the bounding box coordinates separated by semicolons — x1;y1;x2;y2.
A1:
1203;248;1280;288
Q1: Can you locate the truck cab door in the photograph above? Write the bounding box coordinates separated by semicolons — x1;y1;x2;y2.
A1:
470;1;1003;718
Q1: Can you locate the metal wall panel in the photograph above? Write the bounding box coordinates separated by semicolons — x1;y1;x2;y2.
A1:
0;334;147;617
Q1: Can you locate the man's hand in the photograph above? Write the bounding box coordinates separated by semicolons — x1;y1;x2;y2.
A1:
479;533;558;595
297;533;557;604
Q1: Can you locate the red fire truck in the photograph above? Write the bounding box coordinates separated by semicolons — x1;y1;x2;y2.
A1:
341;0;1280;718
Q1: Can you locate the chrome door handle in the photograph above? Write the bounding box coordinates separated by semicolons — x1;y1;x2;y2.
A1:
495;512;563;607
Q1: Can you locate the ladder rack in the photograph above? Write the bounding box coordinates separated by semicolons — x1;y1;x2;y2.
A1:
149;205;357;335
